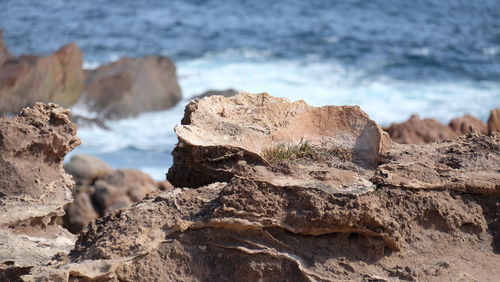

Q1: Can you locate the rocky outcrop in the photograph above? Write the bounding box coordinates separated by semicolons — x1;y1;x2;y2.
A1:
192;89;238;100
0;44;84;114
82;56;182;120
385;114;457;144
169;93;391;190
63;154;161;233
489;108;500;134
25;93;500;281
449;114;488;135
0;31;10;66
386;113;494;144
0;103;80;280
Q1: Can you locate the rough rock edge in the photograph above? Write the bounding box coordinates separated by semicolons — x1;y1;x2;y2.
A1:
0;103;80;277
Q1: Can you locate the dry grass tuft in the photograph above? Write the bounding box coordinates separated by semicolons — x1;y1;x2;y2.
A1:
262;139;321;163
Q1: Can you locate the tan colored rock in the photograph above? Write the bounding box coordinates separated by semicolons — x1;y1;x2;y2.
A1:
0;31;10;66
385;114;458;144
25;180;500;281
24;93;500;281
449;114;488;135
0;103;80;279
374;133;500;194
64;154;113;185
0;43;84;114
488;108;500;134
168;92;391;191
63;163;159;233
82;56;182;120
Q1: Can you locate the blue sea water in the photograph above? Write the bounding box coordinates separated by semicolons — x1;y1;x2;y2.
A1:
1;0;500;179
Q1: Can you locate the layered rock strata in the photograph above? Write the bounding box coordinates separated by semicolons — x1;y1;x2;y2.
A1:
0;103;80;280
24;93;500;281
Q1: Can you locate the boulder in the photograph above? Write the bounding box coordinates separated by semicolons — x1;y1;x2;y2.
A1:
0;43;84;114
192;88;238;100
385;114;458;144
449;114;488;135
63;159;161;233
168;92;391;191
82;56;182;120
64;154;113;185
488;108;500;134
0;31;10;66
0;103;80;280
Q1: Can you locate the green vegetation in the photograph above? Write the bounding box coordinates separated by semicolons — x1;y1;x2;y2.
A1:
262;139;320;163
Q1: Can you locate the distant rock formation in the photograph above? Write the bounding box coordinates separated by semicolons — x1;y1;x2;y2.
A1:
0;43;84;114
82;56;182;120
385;113;492;144
0;103;80;280
63;154;168;234
25;93;500;281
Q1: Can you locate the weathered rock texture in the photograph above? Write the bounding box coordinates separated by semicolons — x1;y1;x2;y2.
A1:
449;114;488;135
0;103;80;280
25;93;500;281
0;44;84;114
169;93;391;191
63;154;162;234
82;56;182;120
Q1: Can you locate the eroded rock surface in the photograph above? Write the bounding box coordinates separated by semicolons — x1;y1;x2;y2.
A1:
24;93;500;281
169;93;391;193
82;56;182;120
385;114;458;144
0;103;80;279
0;43;84;114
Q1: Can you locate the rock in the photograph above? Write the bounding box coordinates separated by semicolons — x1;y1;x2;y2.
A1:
0;103;80;280
385;114;458;144
0;43;84;114
82;56;182;120
449;114;488;135
168;92;391;190
0;31;10;66
193;89;238;100
374;133;500;194
488;108;500;134
63;160;160;233
23;94;500;281
25;180;500;281
64;154;113;185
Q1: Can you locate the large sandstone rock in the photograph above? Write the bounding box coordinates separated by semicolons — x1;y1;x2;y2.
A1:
385;114;457;144
489;108;500;134
63;155;160;233
0;103;80;280
0;43;84;114
169;92;391;191
82;56;182;120
23;94;500;281
0;31;10;66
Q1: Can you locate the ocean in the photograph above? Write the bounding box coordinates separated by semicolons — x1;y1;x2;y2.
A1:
1;0;500;179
